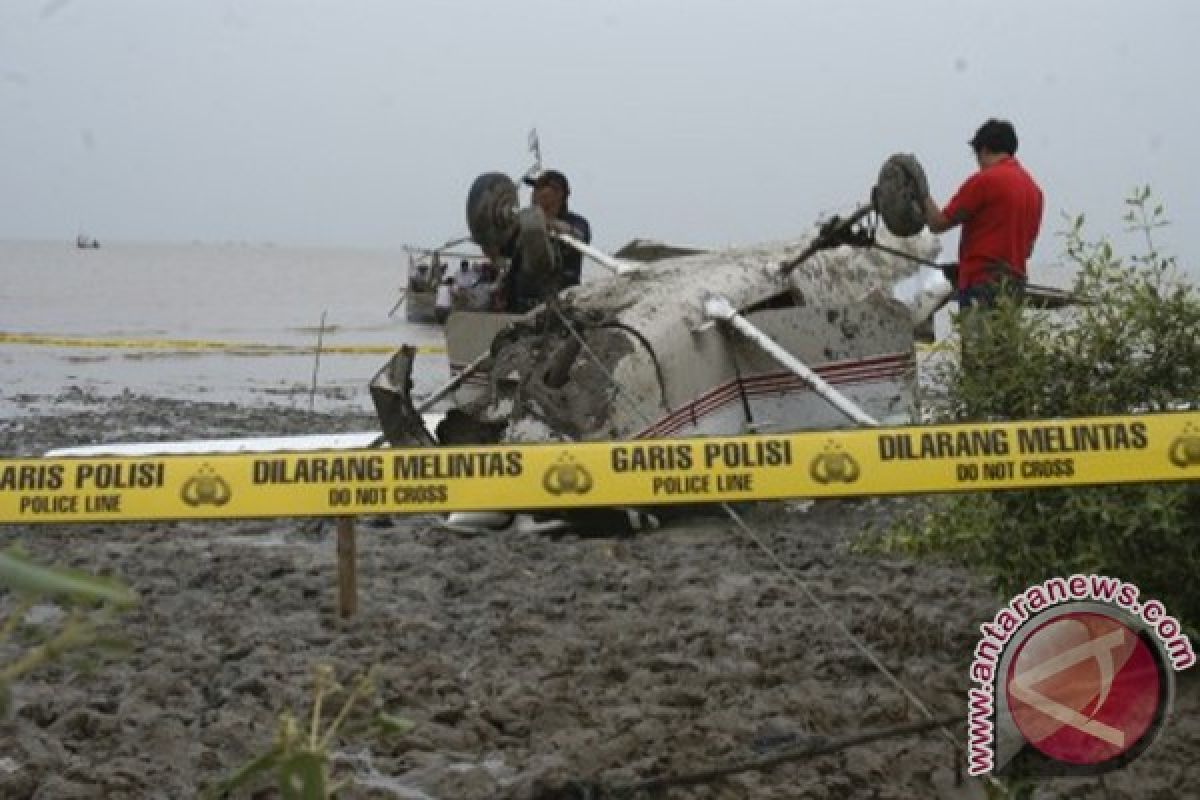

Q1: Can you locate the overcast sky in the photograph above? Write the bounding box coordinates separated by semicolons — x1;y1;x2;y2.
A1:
2;0;1197;272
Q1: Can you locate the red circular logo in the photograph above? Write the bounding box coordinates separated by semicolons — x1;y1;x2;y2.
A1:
1005;611;1162;765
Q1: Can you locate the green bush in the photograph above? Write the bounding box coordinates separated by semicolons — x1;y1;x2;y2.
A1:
872;189;1200;623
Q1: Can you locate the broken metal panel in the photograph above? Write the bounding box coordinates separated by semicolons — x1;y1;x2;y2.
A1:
436;309;641;444
613;238;708;262
489;321;635;442
369;345;438;447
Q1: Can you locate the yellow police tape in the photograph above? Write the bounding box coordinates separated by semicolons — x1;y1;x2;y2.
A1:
0;332;443;356
2;412;1198;524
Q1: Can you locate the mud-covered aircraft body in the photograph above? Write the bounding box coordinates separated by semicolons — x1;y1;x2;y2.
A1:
369;160;953;458
385;230;940;444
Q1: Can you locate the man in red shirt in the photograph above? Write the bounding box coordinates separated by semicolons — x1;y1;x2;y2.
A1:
921;119;1044;308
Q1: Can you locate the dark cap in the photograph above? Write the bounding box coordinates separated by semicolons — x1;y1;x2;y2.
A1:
526;169;570;196
968;119;1018;155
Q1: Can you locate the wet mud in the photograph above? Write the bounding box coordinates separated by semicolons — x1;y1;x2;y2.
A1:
2;392;1198;799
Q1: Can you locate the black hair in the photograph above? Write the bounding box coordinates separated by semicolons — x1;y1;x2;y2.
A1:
969;119;1018;155
536;170;570;195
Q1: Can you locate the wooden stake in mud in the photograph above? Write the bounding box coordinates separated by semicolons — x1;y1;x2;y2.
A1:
309;310;327;412
336;517;357;618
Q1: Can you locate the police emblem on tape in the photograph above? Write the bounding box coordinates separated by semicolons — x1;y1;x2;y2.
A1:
809;442;861;484
543;455;593;496
181;465;232;507
1169;424;1200;469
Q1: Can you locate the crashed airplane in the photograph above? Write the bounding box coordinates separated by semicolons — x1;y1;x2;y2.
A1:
370;156;952;459
50;155;966;524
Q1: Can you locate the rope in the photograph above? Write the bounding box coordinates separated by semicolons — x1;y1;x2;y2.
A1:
542;303;1002;793
721;504;960;750
588;714;963;798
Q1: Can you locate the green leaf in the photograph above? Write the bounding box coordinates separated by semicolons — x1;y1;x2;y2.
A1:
374;711;416;735
0;550;137;609
277;752;329;800
202;747;284;800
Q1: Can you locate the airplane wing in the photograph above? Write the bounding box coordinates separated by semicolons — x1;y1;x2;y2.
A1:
45;414;445;457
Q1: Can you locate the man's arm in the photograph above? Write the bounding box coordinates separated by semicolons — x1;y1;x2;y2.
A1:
923;195;960;234
926;172;982;235
549;213;590;243
573;214;591;244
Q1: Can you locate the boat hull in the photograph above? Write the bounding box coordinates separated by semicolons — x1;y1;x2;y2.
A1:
405;289;438;324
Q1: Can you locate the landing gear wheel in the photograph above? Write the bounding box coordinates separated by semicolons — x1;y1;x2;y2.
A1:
875;154;929;237
466;172;519;254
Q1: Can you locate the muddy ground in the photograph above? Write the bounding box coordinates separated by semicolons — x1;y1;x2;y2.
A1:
1;391;1197;799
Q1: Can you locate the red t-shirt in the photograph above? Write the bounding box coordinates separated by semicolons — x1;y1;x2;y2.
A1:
942;157;1044;288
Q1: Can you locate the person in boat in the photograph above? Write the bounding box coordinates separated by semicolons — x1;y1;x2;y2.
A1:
917;118;1044;309
434;276;454;324
505;169;591;313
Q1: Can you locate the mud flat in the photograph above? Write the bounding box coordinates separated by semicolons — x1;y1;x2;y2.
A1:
1;391;1198;799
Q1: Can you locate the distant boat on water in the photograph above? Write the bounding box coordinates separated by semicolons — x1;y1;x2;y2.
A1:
396;239;499;324
75;233;100;249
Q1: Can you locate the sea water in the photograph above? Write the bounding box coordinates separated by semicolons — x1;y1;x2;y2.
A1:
0;240;447;418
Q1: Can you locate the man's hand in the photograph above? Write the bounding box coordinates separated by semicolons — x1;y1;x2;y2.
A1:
924;195;955;234
890;153;958;233
890;156;957;234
